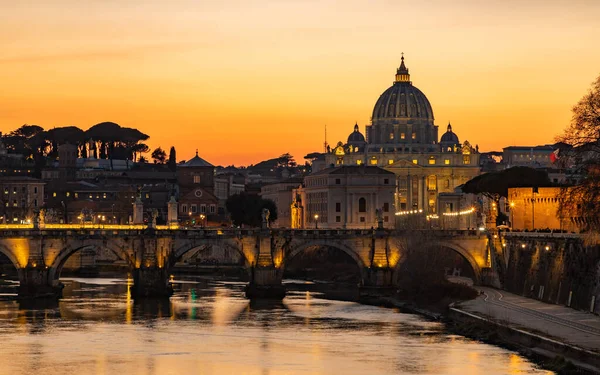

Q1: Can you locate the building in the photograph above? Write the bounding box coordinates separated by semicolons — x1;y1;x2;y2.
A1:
508;187;579;232
260;178;302;228
319;56;480;214
177;151;219;226
291;166;395;229
502;145;556;169
0;177;45;224
214;173;246;214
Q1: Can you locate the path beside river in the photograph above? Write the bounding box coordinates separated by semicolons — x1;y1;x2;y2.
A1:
450;287;600;373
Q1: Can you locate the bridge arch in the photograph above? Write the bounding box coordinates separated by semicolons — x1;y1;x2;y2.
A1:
49;244;133;281
433;242;482;284
393;241;482;285
0;243;24;271
171;240;247;268
282;240;368;280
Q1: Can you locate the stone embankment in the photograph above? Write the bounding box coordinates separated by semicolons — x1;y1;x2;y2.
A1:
450;287;600;374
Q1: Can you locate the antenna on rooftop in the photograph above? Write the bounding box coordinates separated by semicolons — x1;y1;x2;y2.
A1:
324;124;328;153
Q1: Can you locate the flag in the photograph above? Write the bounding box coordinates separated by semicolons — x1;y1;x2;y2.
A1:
550;149;560;163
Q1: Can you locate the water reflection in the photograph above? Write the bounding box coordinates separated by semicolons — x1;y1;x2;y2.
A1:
0;276;553;375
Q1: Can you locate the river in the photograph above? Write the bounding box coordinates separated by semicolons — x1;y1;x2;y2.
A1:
0;277;552;375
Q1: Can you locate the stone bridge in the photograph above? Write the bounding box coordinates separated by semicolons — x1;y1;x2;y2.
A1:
0;226;496;300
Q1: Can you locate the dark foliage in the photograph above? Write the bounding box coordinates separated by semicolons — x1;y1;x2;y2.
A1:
556;74;600;232
225;193;278;227
462;166;551;201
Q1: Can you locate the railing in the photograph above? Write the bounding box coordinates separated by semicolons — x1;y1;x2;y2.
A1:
503;232;582;240
0;224;486;239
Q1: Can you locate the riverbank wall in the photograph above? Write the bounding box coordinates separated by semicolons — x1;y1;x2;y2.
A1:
502;233;600;314
448;305;600;374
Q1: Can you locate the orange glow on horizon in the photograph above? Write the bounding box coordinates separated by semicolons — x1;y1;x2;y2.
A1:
1;1;599;166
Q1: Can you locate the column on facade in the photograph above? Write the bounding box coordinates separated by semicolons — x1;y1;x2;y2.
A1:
406;174;412;209
417;176;423;211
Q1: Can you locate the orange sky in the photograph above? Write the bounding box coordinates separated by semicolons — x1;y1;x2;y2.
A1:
1;0;599;166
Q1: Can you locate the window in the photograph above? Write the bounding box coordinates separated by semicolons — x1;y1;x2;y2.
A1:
388;159;394;165
358;197;366;212
12;187;16;194
384;178;389;184
335;202;341;212
22;187;26;194
74;193;78;198
145;194;149;199
191;204;197;213
412;132;416;140
463;155;471;165
34;199;38;207
428;158;436;165
370;159;378;165
383;202;389;212
52;192;57;197
360;216;366;222
444;159;450;165
193;175;201;184
427;175;437;191
356;160;362;165
34;187;38;194
181;204;188;213
401;133;406;139
210;205;216;214
412;159;418;165
335;178;341;185
336;216;341;223
384;216;389;222
201;204;206;213
389;132;394;140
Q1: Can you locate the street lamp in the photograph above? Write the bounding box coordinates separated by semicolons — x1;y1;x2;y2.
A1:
314;213;319;229
200;214;206;228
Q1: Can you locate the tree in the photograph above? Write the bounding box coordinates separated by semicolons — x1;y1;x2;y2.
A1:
131;143;150;162
225;193;278;227
151;147;167;164
168;146;177;171
556;74;600;231
462;167;551;202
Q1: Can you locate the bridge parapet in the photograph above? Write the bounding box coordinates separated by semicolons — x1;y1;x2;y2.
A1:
503;232;582;240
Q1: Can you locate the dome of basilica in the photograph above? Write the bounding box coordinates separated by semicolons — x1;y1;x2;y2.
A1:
347;123;366;144
440;123;459;144
371;56;434;121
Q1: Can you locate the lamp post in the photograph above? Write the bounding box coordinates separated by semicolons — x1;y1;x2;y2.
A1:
200;214;206;228
314;213;319;229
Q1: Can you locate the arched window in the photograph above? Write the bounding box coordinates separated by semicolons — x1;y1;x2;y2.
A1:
359;197;366;212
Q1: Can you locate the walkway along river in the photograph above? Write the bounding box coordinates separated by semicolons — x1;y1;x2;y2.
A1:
0;276;554;375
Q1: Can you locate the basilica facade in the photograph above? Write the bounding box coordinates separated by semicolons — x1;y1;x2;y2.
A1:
315;56;480;214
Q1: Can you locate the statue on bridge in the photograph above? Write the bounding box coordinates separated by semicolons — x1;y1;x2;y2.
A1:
261;208;270;229
376;208;384;229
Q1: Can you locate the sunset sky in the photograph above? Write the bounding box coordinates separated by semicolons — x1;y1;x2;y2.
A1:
1;0;599;166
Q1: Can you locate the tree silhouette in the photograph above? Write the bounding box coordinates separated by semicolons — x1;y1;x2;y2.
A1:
151;147;167;164
225;193;278;227
556;74;600;231
168;146;177;171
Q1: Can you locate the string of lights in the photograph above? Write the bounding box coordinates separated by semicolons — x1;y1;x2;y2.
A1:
442;207;475;217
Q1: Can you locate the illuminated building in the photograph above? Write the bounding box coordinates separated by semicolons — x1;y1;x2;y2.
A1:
291;166;395;229
508;187;580;232
0;177;44;224
177;151;219;226
317;56;481;214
